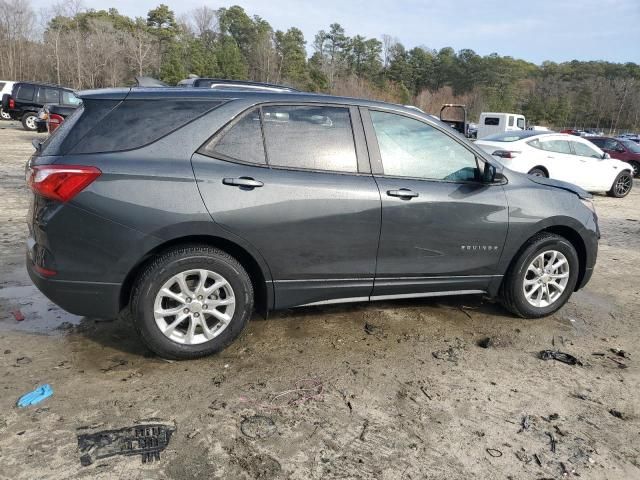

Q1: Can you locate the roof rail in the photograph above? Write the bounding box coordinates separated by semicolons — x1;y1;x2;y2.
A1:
177;77;299;92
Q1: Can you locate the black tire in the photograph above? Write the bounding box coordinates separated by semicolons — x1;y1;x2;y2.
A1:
628;161;639;178
500;233;579;318
528;167;547;178
130;245;254;360
607;171;633;198
0;108;10;120
21;112;38;131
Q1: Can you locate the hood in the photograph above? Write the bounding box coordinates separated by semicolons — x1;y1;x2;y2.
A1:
527;175;592;200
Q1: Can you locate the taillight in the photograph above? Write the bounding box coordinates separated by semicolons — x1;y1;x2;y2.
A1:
27;165;101;202
48;114;64;133
492;150;520;159
9;98;15;109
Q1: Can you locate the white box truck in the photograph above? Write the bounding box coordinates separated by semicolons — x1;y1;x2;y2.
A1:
476;112;525;139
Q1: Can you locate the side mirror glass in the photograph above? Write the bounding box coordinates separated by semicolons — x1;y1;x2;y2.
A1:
602;152;611;159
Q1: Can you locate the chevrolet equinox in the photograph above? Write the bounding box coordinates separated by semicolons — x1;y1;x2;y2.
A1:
27;86;599;359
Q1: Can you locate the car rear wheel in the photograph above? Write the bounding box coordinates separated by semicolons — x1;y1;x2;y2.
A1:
0;108;10;120
21;112;38;131
500;233;579;318
528;167;547;178
607;171;633;198
130;245;254;360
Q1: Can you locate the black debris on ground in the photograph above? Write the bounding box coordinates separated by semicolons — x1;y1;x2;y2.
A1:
538;350;583;366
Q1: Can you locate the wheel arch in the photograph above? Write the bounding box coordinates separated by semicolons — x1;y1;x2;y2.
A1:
492;223;588;297
527;165;549;177
119;234;273;318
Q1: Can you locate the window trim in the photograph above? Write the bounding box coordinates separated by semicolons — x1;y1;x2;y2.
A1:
361;106;488;185
198;101;372;176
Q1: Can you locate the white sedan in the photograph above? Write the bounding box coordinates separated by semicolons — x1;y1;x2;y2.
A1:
476;131;634;197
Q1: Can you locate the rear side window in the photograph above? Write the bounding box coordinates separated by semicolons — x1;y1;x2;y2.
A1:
37;87;60;104
589;138;605;148
484;117;500;126
508;116;514;127
262;105;358;172
541;140;571;154
200;108;265;164
71;100;223;154
17;85;35;101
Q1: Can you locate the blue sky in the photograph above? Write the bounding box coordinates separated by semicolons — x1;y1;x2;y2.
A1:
31;0;640;64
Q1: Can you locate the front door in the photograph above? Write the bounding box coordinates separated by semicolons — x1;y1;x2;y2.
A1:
192;104;381;309
362;108;509;298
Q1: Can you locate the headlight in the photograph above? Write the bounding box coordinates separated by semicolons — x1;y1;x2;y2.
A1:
580;198;595;213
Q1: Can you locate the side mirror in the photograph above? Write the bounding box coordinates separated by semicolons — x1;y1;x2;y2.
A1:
482;162;498;183
602;152;611;159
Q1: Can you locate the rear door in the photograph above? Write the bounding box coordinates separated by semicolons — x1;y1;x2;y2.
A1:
191;103;382;309
362;108;508;298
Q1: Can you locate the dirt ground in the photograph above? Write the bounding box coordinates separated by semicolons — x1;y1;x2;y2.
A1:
0;121;638;480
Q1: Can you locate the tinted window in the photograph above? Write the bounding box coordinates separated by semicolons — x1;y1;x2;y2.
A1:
621;140;640;153
571;141;602;159
61;91;82;106
262;105;357;172
201;108;265;164
541;140;571;154
71;100;223;154
484;117;500;126
37;87;60;104
17;85;35;101
589;138;606;148
370;110;477;182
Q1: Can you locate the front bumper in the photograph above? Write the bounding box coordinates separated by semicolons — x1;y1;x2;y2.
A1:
27;253;122;319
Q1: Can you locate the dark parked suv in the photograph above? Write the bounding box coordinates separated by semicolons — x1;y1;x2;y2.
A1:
1;81;81;131
26;85;599;359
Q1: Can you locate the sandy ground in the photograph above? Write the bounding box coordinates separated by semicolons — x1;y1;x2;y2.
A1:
0;121;638;480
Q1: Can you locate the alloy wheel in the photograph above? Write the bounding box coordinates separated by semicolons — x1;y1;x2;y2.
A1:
153;269;236;345
614;174;632;197
25;115;36;130
0;109;10;120
523;250;570;308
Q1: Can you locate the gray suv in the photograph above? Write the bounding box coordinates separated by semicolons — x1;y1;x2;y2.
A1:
26;85;599;359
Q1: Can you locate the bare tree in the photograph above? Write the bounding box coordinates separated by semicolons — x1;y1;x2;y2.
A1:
191;5;217;37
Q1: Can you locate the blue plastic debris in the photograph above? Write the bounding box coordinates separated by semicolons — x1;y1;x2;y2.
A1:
17;384;53;408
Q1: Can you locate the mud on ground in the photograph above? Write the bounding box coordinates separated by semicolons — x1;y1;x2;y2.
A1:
0;122;638;479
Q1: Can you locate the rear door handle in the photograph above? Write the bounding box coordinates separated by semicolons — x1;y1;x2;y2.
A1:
387;188;419;199
222;177;264;188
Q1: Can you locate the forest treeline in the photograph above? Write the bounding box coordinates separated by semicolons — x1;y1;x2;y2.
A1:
1;0;638;131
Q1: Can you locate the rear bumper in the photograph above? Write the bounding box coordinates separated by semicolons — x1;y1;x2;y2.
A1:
27;253;122;319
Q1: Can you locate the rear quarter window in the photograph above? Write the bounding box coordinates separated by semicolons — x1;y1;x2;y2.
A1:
70;100;224;154
484;117;500;126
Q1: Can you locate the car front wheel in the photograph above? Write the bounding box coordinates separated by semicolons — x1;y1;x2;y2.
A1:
627;161;639;178
500;233;579;318
607;171;633;198
130;246;254;360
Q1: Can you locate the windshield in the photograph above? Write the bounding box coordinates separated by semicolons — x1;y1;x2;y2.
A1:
621;140;640;153
482;130;540;142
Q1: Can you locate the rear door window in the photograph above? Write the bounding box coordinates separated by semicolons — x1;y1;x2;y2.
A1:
16;85;35;101
541;139;572;154
200;107;265;164
262;105;358;173
37;87;61;104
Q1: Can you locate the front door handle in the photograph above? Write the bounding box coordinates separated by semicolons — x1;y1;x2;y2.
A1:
387;188;419;199
222;177;264;188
